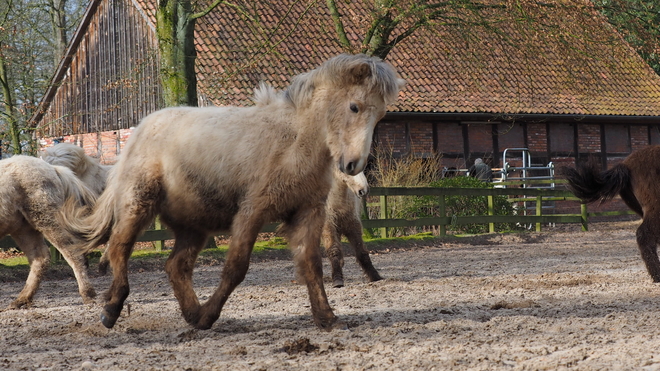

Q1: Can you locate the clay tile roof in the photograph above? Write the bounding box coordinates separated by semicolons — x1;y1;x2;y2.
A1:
50;0;660;121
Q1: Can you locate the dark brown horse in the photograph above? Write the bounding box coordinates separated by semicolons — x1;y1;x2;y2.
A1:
564;145;660;281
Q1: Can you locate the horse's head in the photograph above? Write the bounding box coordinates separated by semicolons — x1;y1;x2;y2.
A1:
287;54;405;176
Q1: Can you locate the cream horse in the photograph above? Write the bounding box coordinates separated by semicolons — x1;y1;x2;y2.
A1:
324;168;382;287
65;54;403;331
0;144;108;308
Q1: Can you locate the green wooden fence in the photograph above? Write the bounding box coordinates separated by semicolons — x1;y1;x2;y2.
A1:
0;185;637;258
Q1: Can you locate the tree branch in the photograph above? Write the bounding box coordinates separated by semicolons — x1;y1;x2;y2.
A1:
326;0;352;51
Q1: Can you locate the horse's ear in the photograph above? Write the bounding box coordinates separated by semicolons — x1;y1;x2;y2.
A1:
347;62;372;85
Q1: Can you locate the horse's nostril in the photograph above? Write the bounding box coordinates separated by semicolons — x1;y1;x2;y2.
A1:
358;190;366;198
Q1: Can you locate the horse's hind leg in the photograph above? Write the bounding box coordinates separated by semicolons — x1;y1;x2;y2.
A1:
636;216;660;282
101;212;154;328
55;243;96;303
8;231;50;309
343;217;382;283
42;227;97;304
287;205;337;330
164;228;207;326
195;211;265;330
322;221;346;288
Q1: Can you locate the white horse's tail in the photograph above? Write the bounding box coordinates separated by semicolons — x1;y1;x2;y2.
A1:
59;174;116;255
53;166;98;208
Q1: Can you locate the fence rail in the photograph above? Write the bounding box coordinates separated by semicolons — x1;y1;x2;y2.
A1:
0;185;637;259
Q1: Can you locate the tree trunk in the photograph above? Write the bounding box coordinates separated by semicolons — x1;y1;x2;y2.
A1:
48;0;69;64
0;47;21;155
157;0;198;107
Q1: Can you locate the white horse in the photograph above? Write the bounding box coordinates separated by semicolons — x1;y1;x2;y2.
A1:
0;143;108;308
65;54;404;331
323;168;382;287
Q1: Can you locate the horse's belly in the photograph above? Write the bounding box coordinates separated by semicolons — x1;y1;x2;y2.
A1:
160;196;239;233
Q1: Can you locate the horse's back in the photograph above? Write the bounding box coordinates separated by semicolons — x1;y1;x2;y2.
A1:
113;104;299;231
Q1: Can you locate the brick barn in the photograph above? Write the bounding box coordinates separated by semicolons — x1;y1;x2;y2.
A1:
30;0;660;179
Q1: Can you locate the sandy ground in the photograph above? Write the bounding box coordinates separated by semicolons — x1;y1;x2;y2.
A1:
1;220;660;371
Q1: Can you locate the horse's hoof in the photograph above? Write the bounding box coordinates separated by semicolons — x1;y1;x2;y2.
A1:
83;288;97;301
332;279;345;288
193;311;219;330
100;311;118;329
7;299;30;310
193;321;214;331
368;274;383;282
332;319;349;331
314;314;339;332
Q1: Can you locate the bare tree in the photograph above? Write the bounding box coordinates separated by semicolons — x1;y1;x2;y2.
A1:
0;0;86;155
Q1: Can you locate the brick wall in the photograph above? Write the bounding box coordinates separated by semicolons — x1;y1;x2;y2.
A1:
39;128;134;164
374;121;407;155
577;124;601;153
527;123;547;152
631;126;648;151
436;123;463;153
409;122;434;157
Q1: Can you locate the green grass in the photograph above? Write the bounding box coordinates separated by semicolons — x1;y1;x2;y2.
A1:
0;232;455;270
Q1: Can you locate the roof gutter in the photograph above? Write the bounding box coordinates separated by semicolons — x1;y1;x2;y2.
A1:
384;112;660;125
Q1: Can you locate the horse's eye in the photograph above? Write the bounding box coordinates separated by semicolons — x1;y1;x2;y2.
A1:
350;103;359;113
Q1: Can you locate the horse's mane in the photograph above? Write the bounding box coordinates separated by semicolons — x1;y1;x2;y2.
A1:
284;54;403;109
41;143;96;177
253;83;282;107
41;143;110;195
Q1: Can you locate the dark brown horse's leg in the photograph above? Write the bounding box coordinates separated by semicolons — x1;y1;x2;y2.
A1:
194;212;264;330
164;229;207;326
322;221;345;288
636;217;660;282
8;230;50;309
343;217;382;283
288;205;338;330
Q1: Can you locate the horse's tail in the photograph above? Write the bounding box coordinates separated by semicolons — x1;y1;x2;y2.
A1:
53;166;98;208
564;161;631;204
59;176;116;255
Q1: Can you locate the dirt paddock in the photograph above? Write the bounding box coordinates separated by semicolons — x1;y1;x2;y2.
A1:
1;220;660;370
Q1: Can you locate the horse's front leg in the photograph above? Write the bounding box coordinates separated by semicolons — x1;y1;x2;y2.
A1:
343;217;382;283
195;210;264;330
288;204;338;330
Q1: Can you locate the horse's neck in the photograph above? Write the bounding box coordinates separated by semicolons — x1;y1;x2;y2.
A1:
288;115;332;174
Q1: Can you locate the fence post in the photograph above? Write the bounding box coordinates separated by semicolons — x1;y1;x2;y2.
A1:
49;242;61;262
581;203;588;231
360;197;375;239
487;194;494;233
536;195;542;232
439;194;446;237
379;195;388;238
153;217;164;251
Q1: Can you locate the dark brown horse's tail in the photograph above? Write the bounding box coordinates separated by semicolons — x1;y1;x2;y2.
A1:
564;161;631;204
